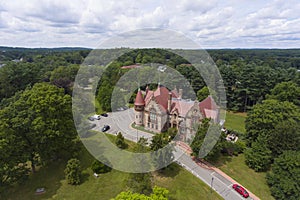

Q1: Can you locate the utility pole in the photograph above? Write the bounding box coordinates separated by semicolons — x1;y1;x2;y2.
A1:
210;177;214;194
208;176;214;200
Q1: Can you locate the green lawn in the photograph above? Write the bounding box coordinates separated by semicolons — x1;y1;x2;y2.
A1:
154;164;222;200
131;123;156;135
4;135;222;200
224;111;247;133
213;154;274;200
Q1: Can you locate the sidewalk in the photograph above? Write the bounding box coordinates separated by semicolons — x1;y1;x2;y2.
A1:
211;166;260;200
176;144;261;200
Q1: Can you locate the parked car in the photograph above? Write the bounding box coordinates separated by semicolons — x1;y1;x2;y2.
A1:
232;184;249;198
116;107;124;111
100;113;108;117
93;115;101;120
88;116;95;121
102;125;110;132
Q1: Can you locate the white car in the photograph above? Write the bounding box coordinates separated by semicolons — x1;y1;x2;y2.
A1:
93;115;101;120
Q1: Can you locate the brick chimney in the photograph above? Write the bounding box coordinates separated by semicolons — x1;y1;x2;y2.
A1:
168;92;172;113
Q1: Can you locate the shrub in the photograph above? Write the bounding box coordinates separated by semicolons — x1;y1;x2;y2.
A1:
64;158;81;185
91;159;111;174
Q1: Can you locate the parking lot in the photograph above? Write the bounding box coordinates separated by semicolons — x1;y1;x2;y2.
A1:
91;108;153;142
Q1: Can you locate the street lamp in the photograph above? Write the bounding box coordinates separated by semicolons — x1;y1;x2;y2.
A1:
210;177;214;194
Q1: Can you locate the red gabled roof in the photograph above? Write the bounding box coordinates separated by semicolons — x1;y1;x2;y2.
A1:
199;96;217;110
170;99;194;117
199;96;218;115
143;85;179;112
134;89;145;106
153;86;169;111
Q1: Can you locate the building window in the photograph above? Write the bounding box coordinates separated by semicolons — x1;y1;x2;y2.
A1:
151;123;154;129
156;125;158;129
150;108;157;122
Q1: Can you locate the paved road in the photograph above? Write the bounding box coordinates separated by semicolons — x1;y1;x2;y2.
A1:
91;109;256;200
173;147;254;200
94;108;153;142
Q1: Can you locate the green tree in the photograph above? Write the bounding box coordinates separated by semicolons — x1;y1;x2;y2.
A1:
267;151;300;200
150;186;169;200
64;158;81;185
0;127;29;187
0;83;77;173
115;132;127;149
134;137;149;153
245;99;300;146
50;64;79;94
127;173;153;195
150;134;168;151
266;81;300;106
97;82;113;112
112;186;169;200
268;121;300;157
244;135;272;172
91;159;111;174
197;86;210;101
112;191;150;200
190;119;225;161
135;53;143;63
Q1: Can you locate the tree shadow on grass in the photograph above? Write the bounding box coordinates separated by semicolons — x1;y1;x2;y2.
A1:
3;160;65;200
155;163;180;178
81;130;97;138
210;155;233;168
80;171;90;184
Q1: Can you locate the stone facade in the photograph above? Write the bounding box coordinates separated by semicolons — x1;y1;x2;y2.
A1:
134;85;219;140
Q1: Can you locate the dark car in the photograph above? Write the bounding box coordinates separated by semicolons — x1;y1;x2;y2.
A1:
88;116;95;121
100;113;108;117
102;125;110;132
232;184;249;198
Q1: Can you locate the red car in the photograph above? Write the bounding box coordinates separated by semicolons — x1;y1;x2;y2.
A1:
232;184;249;198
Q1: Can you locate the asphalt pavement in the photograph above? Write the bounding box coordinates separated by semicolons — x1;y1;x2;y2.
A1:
90;108;257;200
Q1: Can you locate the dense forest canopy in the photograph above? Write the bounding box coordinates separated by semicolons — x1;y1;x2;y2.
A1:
1;47;299;112
0;47;299;200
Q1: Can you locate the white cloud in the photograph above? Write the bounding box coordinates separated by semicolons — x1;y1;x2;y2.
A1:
0;0;299;48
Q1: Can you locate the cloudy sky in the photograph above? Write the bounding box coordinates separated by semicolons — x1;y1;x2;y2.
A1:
0;0;299;48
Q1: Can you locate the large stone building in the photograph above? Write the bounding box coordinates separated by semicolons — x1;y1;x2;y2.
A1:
134;85;219;141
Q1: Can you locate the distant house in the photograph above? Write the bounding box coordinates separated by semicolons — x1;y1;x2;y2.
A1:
134;85;220;141
121;64;140;69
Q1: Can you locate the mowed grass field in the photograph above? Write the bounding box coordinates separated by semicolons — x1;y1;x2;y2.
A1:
3;134;222;200
224;111;247;133
216;111;274;200
214;154;274;200
154;164;222;200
